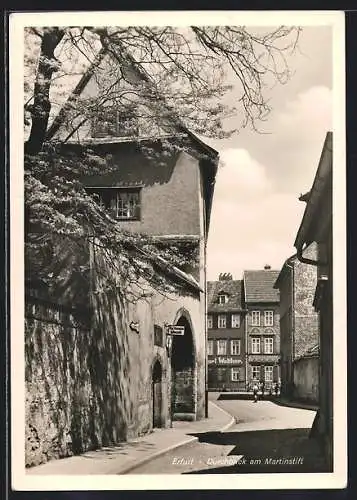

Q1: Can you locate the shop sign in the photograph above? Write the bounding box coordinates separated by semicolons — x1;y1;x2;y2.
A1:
208;357;243;366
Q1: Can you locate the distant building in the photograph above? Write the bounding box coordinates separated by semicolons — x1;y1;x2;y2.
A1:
243;266;280;390
207;277;246;391
274;243;319;402
294;131;333;469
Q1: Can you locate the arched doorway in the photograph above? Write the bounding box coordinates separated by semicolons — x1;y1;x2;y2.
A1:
152;359;163;428
171;315;195;418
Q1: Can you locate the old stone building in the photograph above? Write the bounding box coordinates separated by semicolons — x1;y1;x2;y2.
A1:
274;243;319;402
25;46;218;466
294;131;333;469
243;266;281;390
206;275;246;391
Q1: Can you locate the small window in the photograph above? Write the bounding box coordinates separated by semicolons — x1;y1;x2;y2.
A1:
154;324;163;347
251;311;260;326
251;337;261;354
88;187;141;220
207;340;214;355
231;367;240;381
207;315;213;329
218;314;226;328
217;340;227;355
252;365;260;380
264;337;274;354
231;314;240;328
264;365;273;382
218;293;228;304
264;310;274;326
231;339;240;355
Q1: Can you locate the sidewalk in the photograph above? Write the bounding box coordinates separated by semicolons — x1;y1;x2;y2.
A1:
26;401;234;476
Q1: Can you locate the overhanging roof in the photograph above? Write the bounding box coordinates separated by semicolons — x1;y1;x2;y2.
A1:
294;132;333;251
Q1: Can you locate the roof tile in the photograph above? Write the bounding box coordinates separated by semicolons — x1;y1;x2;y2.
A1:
207;280;243;311
244;270;280;303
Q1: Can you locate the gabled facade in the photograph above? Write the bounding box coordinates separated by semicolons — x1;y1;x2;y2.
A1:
207;278;246;391
25;47;219;466
243;266;281;389
274;243;319;402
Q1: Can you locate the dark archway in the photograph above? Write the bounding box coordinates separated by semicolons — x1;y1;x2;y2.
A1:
152;359;163;428
171;315;195;418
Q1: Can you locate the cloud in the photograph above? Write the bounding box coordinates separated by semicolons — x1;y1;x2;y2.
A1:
216;149;272;202
207;148;306;281
266;85;332;192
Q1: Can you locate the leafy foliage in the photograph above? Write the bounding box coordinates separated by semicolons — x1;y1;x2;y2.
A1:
24;25;300;298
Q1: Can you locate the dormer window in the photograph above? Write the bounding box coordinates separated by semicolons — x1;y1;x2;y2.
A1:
87;187;141;220
218;293;228;304
91;106;138;138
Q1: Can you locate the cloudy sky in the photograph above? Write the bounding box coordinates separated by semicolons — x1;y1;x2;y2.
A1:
204;26;333;281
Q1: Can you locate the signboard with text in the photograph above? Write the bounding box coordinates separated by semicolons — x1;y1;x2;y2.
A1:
208;357;243;366
167;325;185;336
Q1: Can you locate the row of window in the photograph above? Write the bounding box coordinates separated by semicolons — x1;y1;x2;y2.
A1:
251;337;274;354
208;366;243;382
251;310;274;326
252;365;274;382
207;310;274;329
208;314;240;329
208;339;241;355
209;366;274;382
208;337;275;355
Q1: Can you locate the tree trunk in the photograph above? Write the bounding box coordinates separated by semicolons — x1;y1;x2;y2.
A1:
25;28;65;155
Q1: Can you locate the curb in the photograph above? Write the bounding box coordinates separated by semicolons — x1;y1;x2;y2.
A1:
209;401;236;431
119;435;199;475
120;403;235;475
273;398;318;412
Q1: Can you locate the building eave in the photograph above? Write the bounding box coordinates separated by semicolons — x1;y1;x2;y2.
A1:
294;131;332;253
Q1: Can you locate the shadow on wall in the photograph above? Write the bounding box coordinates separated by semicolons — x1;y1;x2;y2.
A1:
25;238;136;467
25;284;133;466
77;141;180;188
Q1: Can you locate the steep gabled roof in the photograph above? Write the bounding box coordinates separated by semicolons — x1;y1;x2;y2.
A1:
243;270;280;303
207;280;243;312
44;44;219;232
46;45;219;161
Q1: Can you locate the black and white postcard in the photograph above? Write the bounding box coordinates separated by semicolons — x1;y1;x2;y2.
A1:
9;10;347;490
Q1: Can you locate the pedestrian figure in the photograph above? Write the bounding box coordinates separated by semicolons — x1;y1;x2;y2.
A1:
274;382;279;396
260;380;265;400
252;380;259;403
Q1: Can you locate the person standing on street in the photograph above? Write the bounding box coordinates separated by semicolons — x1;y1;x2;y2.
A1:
252;380;259;403
260;380;265;400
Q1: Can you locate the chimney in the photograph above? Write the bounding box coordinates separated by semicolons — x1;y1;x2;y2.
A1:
219;272;233;281
264;264;271;270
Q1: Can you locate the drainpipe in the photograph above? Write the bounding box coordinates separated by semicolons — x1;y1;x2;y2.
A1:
285;261;295;394
245;310;249;389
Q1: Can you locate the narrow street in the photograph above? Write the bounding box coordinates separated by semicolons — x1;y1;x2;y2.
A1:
127;395;327;474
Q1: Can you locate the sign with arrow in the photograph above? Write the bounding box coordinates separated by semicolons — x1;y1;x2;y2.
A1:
167;325;185;336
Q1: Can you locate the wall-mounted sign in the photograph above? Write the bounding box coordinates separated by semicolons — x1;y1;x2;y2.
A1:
167;325;185;336
208;357;243;366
